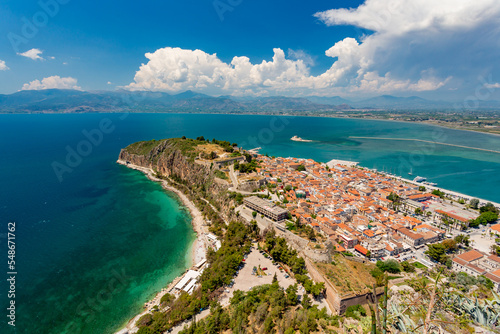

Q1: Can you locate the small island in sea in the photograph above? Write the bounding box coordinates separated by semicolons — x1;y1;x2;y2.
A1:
291;135;314;142
114;136;500;334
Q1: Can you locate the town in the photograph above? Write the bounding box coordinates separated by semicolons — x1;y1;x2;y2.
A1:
117;137;500;334
226;151;500;294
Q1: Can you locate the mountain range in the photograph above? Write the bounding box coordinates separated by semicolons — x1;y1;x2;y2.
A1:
1;89;499;113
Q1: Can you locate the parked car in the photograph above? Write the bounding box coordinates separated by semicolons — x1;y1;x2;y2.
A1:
262;267;268;270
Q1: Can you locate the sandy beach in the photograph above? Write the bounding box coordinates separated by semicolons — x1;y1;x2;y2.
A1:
115;159;207;334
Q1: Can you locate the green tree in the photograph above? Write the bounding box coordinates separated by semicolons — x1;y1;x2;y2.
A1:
470;198;479;209
301;294;312;309
297;165;306;172
160;293;174;307
387;192;399;202
345;304;367;320
286;284;298;306
426;243;448;264
419;186;426;192
307;227;316;240
482;211;499;223
311;282;325;297
376;259;401;274
454;234;470;247
252;211;257;218
400;261;416;272
470;211;499;227
480;202;499;214
432;189;445;198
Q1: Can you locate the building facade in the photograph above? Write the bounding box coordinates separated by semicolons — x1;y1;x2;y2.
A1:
244;196;289;221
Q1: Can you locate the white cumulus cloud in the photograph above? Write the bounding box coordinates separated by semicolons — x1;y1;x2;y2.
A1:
313;0;500;94
125;1;500;96
0;60;8;71
17;48;45;61
21;76;81;91
126;47;311;95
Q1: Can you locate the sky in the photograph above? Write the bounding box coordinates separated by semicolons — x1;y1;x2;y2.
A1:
1;0;500;100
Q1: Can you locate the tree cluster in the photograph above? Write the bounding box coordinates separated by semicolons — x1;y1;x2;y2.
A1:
295;274;326;298
425;239;458;266
234;160;259;173
179;282;334;334
431;189;445;198
211;138;236;152
264;230;307;275
469;211;499;227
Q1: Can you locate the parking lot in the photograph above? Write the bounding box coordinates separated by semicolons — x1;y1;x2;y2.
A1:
219;245;296;305
219;245;331;313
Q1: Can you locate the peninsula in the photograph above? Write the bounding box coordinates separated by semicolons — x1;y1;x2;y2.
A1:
116;136;500;334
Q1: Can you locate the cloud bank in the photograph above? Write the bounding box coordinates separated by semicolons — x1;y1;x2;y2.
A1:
22;76;81;90
126;0;500;96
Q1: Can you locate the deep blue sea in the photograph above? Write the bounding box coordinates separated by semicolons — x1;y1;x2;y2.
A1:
1;113;500;334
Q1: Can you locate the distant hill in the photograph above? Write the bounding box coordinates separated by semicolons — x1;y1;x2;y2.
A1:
349;95;447;109
305;95;352;106
1;89;499;113
0;89;344;113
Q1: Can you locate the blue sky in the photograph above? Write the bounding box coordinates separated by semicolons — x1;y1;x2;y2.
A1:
1;0;500;100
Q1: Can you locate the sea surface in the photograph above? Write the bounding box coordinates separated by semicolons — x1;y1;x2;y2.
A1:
1;113;500;334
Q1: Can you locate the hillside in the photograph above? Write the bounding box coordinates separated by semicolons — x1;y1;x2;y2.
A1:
0;89;344;113
4;89;500;113
316;253;377;297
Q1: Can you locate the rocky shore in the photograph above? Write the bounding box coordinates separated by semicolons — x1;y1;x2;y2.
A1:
115;159;207;334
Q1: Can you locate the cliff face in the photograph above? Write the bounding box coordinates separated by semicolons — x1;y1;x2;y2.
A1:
119;139;239;225
119;141;209;185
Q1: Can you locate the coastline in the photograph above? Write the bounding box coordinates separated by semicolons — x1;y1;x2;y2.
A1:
3;111;499;137
115;159;207;334
364;166;500;208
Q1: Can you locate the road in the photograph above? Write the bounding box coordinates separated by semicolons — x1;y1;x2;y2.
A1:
413;246;435;268
236;205;274;230
201;197;228;225
228;164;238;189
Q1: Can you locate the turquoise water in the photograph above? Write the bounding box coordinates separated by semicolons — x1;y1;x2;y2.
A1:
1;113;500;334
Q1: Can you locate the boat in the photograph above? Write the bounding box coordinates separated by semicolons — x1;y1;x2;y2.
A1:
422;181;437;186
290;135;313;142
413;176;426;183
408;168;413;176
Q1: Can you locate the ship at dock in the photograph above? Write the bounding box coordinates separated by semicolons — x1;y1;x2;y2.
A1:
413;176;426;183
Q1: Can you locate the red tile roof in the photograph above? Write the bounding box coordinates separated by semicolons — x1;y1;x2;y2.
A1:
455;249;484;263
354;245;368;255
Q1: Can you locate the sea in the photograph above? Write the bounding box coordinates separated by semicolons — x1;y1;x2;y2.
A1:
1;113;500;334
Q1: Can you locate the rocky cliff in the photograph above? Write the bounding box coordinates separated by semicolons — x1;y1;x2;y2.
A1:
118;138;241;233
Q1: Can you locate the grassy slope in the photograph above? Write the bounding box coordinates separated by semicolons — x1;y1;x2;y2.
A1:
316;253;377;296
